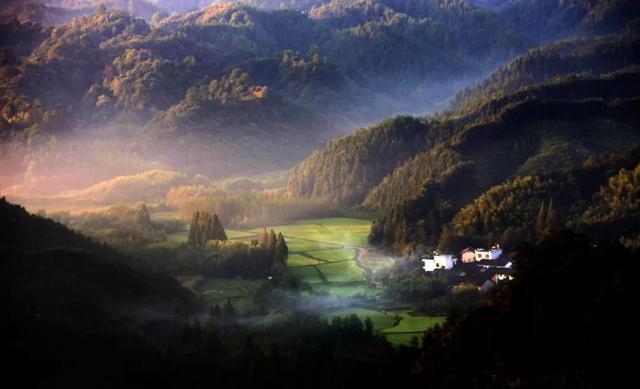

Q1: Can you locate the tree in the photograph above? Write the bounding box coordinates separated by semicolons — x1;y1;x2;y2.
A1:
223;298;235;317
364;317;374;336
274;232;288;265
136;203;151;228
212;214;227;240
535;201;546;238
267;229;277;257
259;228;269;249
188;211;226;246
546;198;557;229
188;211;200;246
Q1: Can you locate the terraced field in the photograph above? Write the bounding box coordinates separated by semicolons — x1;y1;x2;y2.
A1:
324;308;446;346
162;217;392;294
163;216;412;345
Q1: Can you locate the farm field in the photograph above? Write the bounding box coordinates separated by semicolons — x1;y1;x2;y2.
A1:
251;218;371;247
289;266;324;284
287;254;323;267
317;261;365;283
383;311;446;346
159;215;405;342
325;308;445;346
196;278;269;314
305;247;356;262
324;308;396;332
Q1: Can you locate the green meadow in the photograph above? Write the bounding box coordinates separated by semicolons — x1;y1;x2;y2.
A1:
164;216;413;345
324;308;446;346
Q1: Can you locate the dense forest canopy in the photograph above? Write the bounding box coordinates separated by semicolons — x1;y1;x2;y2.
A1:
288;27;640;254
2;1;640;388
4;0;637;198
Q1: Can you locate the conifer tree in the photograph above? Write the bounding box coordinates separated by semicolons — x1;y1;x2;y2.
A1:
212;214;227;240
535;201;547;238
274;232;289;265
259;227;269;248
267;229;277;258
188;211;200;245
546;198;557;229
223;298;235;317
136;203;151;227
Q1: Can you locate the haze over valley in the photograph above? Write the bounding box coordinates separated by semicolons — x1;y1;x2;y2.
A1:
1;1;639;387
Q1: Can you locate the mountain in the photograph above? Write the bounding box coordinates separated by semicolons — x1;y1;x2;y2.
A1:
287;30;640;253
0;2;535;197
0;196;196;387
2;0;638;199
480;0;640;43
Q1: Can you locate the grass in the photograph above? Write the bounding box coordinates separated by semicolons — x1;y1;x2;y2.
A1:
287;254;323;267
313;284;381;298
289;266;324;284
286;238;339;253
167;231;188;243
196;278;269;314
324;308;396;332
252;218;371;247
384;315;446;333
306;248;356;262
226;230;257;239
317;261;364;283
381;310;446;346
385;333;424;347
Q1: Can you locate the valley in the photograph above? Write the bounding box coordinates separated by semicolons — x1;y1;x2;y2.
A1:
1;0;639;387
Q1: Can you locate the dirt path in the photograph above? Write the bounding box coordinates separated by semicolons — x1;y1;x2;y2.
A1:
355;247;367;270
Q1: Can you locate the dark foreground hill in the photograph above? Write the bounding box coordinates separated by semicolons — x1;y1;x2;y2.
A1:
0;197;195;386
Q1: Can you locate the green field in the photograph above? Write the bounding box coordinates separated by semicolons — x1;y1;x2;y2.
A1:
324;308;396;332
196;278;269;314
384;314;446;333
285;238;339;252
382;311;446;346
289;266;324;284
167;217;385;298
226;230;258;239
306;248;357;262
166;217;426;347
324;308;444;346
317;261;365;283
312;284;381;298
167;231;188;242
251;218;371;247
287;254;323;267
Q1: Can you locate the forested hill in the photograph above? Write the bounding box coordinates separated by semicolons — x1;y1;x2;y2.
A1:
2;0;637;191
0;1;537;189
287;29;640;254
0;197;192;328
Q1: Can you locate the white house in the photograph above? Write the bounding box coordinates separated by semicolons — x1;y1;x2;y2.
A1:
435;254;456;269
422;259;437;272
422;254;456;271
474;245;502;261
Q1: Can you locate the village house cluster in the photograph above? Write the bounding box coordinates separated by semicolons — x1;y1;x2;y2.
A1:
422;245;513;292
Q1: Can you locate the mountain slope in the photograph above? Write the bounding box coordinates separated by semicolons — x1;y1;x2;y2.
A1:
287;31;640;253
0;197;192;326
